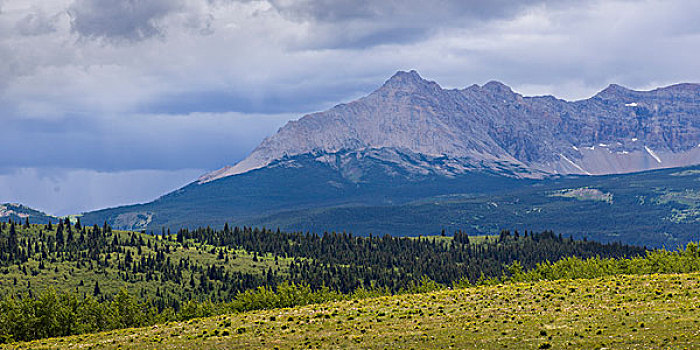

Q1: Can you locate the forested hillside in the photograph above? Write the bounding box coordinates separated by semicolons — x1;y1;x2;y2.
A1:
0;220;646;343
0;220;643;298
82;163;700;248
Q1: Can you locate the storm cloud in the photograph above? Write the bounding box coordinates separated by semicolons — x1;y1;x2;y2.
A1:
0;0;698;215
271;0;559;24
267;0;586;49
68;0;184;41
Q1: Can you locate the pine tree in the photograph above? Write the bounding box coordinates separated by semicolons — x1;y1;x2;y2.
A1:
8;222;18;251
93;281;101;296
56;222;64;246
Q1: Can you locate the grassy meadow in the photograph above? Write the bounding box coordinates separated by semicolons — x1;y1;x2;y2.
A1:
6;272;700;349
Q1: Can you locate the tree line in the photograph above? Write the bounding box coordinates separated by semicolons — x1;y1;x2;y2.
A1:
176;225;645;292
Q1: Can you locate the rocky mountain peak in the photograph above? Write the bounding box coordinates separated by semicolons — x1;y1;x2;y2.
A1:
594;83;633;99
481;80;513;94
200;72;700;183
386;69;423;83
378;70;442;94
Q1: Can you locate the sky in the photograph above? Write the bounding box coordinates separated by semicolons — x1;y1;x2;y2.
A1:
1;0;699;216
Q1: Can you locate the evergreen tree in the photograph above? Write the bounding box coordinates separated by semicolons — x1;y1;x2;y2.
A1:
56;221;64;246
93;281;101;296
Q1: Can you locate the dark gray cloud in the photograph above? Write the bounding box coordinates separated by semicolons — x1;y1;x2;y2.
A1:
269;0;571;48
271;0;541;22
68;0;183;41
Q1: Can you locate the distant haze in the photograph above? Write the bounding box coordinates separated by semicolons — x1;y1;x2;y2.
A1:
0;0;698;215
0;168;205;216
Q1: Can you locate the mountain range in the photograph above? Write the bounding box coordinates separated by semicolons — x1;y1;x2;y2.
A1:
80;71;700;246
202;70;700;182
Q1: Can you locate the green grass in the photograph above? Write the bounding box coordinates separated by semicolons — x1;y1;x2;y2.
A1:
670;169;700;177
653;189;700;223
9;272;700;349
549;187;613;203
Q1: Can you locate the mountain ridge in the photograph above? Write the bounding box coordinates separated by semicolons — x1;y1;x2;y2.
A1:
201;71;700;183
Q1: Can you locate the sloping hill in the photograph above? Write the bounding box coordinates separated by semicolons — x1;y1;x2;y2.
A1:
81;153;532;231
249;165;700;247
0;203;57;224
13;272;700;349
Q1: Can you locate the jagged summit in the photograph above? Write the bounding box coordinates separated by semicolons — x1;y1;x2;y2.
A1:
387;69;423;82
200;72;700;183
378;70;442;93
594;83;634;99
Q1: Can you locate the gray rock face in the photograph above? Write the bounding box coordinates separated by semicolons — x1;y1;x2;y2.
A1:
200;71;700;183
